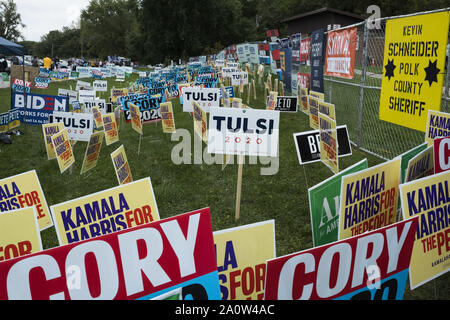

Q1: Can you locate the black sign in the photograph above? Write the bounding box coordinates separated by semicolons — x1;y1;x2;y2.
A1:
293;125;352;165
310;28;325;93
275;96;298;113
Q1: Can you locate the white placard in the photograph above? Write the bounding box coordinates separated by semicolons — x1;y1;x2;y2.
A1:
93;80;108;92
208;107;280;157
50;111;94;142
182;87;220;113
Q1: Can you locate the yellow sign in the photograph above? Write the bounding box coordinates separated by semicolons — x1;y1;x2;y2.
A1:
160;101;176;133
111;145;133;185
400;170;450;289
129;102;143;135
51;128;75;174
309;90;324;101
110;88;128;103
213;220;275;300
298;86;309;115
405;145;434;182
338;158;401;240
231;98;242;109
193;101;208;143
425;109;450;146
0;207;42;262
0;170;53;231
318;100;336;120
80;131;104;174
42;122;64;160
102;113;119;146
309;95;320;130
266;91;277;111
91;106;103;129
319;113;339;174
379;11;450;132
50;177;160;245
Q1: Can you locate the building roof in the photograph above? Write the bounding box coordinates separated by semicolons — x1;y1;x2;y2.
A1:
281;7;365;23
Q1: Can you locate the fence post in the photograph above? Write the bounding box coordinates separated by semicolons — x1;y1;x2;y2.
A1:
357;21;369;148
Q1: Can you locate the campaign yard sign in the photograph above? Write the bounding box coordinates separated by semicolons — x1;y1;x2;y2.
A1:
293;126;352;165
11;92;69;125
78;89;96;103
122;95;162;124
51;128;75;174
208;107;280;157
298;86;309;114
318;101;336;120
308;95;320;130
309;159;368;247
275;96;297;113
160;101;176;133
0;170;53;231
129;102;143;135
42;122;64;160
264;218;418;300
49;112;94;142
378;11;450;132
433;136;450;173
310;28;325;93
102;113;119;146
93;80;108;92
193;101;208;144
400;170;450;289
111;145;133;185
80;131;104;175
405;145;434;182
319;112;339;174
425;110;450;146
0;208;221;300
324;27;358;79
182;87;220;113
213;221;275;300
50;177;159;245
338;158;401;240
58;88;78;105
0;207;42;262
397;142;428;184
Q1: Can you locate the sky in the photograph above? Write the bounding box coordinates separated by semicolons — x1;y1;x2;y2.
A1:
15;0;91;42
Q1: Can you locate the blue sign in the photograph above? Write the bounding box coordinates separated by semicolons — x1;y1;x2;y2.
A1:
11;92;69;125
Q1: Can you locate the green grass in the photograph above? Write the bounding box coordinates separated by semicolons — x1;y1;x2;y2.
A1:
0;71;448;300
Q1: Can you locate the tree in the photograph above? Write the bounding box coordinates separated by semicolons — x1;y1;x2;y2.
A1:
0;0;24;41
139;0;255;64
80;0;140;59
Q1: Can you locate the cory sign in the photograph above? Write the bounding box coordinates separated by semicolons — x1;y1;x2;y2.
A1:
265;217;418;300
0;208;220;300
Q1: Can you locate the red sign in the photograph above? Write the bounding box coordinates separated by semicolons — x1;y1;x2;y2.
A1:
264;218;418;300
324;27;358;79
434;136;450;173
266;29;279;38
299;37;312;63
0;208;217;300
297;73;311;89
271;49;281;61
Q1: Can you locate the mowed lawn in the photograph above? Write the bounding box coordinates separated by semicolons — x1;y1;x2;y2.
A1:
0;71;448;300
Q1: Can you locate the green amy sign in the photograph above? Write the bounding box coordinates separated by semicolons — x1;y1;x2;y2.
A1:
308;159;368;247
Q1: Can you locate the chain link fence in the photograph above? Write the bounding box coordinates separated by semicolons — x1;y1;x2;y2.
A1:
321;8;450;160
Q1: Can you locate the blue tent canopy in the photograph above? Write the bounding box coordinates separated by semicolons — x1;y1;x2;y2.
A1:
0;36;24;56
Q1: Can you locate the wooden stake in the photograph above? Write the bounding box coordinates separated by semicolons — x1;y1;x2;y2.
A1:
138;134;142;157
235;155;244;221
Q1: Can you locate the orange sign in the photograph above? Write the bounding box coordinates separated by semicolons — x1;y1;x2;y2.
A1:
324;27;358;79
